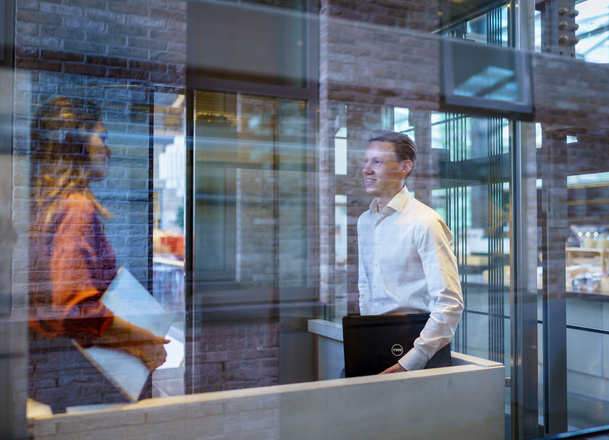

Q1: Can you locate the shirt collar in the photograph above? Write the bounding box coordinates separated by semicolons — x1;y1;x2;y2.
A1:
369;186;411;214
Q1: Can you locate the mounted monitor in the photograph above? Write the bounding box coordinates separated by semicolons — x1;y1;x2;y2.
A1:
441;37;534;118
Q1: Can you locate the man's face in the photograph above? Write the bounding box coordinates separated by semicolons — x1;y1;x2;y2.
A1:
363;141;412;201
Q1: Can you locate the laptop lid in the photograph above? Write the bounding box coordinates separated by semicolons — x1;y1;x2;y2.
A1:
342;313;451;378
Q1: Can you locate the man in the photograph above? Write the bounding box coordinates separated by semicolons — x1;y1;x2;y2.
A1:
357;129;463;373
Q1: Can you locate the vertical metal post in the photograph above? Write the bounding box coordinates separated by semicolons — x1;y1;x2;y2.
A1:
539;130;568;434
509;0;545;437
510;121;540;440
184;89;195;395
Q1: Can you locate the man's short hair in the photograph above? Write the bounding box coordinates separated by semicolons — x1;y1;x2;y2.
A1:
368;130;418;168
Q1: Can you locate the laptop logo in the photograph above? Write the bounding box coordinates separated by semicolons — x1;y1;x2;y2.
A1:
391;344;404;357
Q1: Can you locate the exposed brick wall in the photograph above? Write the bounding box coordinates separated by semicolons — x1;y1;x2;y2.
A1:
12;0;189;312
11;0;188;412
236;169;277;288
322;16;609;132
321;0;439;32
14;0;186;86
533;52;609;130
190;320;280;394
12;73;157;306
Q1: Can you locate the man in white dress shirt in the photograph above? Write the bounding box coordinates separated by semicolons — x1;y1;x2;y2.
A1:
357;130;463;373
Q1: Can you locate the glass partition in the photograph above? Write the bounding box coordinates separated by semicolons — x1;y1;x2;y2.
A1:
189;90;316;389
4;0;609;439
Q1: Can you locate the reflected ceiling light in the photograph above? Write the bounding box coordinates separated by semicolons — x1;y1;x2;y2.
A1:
172;95;185;108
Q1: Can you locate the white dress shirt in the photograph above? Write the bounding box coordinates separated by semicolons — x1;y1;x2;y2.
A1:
357;186;463;371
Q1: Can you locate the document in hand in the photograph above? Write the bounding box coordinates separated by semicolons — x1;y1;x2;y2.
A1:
72;267;175;402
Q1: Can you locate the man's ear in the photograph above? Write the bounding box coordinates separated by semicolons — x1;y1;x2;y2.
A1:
401;160;413;175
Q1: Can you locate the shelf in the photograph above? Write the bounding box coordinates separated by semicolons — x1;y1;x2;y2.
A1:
566;247;609;273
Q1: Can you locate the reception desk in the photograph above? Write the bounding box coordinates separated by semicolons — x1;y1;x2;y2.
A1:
307;318;506;440
28;321;505;440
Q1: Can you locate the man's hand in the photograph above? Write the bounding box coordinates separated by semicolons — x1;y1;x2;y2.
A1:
379;363;407;375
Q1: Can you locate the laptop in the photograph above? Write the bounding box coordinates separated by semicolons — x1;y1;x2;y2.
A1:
342;313;452;378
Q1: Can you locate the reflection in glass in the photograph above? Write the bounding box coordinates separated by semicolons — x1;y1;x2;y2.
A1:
191;89;314;391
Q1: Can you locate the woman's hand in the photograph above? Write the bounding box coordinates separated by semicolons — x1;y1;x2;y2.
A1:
96;316;170;372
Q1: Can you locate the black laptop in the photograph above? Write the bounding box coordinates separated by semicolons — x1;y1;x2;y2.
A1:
342;313;452;378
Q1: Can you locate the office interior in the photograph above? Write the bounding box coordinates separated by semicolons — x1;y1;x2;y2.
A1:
2;0;609;438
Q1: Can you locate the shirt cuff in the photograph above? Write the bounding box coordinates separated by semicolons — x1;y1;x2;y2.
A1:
398;347;428;371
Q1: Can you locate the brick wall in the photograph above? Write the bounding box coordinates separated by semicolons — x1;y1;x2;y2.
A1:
190;321;280;394
14;0;186;86
11;0;188;412
321;0;439;32
236;169;277;287
236;168;310;288
321;16;609;134
12;0;188;309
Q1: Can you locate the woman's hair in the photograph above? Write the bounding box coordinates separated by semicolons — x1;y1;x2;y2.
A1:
368;129;418;173
30;96;109;225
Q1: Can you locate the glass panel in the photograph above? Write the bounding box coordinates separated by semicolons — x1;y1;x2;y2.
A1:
191;89;313;390
21;73;188;412
188;0;311;87
334;194;348;321
324;105;512;368
6;0;609;437
152;91;187;395
565;165;609;430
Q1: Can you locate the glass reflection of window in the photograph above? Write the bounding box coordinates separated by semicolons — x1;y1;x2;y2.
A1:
334;104;347;175
193;90;310;286
535;0;609;63
152;92;187;391
153;92;186;310
431;188;449;222
442;6;508;45
194;91;238;282
394;108;415;142
334;194;348;320
335;127;347;175
453;66;518;101
576;0;609;63
444;41;529;112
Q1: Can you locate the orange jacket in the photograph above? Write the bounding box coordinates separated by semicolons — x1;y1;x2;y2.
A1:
29;192;115;346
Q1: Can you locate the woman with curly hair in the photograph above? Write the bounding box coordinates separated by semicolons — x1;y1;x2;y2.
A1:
28;96;167;412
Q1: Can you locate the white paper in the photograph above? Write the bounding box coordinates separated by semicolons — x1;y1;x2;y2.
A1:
73;267;175;402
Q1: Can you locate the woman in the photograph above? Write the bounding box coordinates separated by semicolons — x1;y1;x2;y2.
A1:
29;97;167;412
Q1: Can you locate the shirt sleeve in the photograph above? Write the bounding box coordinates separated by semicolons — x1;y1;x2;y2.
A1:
49;200;115;346
398;214;463;371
